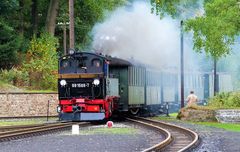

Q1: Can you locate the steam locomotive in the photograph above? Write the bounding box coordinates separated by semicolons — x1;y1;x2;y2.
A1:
57;51;233;121
57;51;133;121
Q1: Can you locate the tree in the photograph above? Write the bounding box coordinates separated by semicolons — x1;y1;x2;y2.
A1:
56;0;126;51
0;1;22;69
152;0;240;95
46;0;59;35
185;0;240;59
152;0;240;59
150;0;200;18
0;19;21;69
23;33;59;89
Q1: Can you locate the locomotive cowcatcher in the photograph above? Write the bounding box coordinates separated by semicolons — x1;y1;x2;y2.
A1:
57;51;130;121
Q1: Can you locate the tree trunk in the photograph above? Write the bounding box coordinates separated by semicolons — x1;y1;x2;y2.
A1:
19;0;24;36
46;0;59;35
31;0;38;35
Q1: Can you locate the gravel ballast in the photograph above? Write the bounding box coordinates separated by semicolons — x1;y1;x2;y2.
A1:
0;120;239;152
0;122;163;152
161;120;240;152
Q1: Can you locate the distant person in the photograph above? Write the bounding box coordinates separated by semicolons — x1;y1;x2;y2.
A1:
186;91;198;107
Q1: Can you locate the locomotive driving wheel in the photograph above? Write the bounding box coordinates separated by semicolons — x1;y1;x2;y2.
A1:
130;108;140;115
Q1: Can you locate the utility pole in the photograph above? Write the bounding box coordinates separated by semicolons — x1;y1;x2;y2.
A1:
69;0;75;49
63;23;67;55
57;22;68;55
213;58;218;96
180;20;184;108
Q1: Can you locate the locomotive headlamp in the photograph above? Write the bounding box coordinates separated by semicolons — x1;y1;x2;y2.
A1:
69;49;75;55
60;79;67;86
93;79;100;86
57;106;61;113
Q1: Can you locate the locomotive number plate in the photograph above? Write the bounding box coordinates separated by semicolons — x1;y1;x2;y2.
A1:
72;83;90;88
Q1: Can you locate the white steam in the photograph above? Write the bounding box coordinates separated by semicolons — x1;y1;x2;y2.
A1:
91;1;200;70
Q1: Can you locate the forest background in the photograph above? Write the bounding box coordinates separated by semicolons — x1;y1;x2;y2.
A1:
0;0;239;91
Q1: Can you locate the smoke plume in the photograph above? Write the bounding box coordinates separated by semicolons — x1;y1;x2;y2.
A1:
91;1;202;71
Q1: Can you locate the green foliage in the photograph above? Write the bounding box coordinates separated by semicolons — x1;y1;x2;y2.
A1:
57;0;127;51
151;0;180;17
150;0;200;18
0;68;29;86
151;0;240;59
208;92;240;108
0;0;126;90
0;18;22;69
185;0;240;59
23;33;59;90
0;0;19;15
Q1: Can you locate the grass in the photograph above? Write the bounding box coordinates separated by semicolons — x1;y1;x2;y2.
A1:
153;113;179;121
24;90;56;93
153;112;240;132
0;118;57;126
0;121;42;126
192;122;240;132
0;80;56;93
80;127;137;135
0;81;21;92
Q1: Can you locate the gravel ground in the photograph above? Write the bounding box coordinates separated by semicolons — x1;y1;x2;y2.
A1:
161;120;240;152
1;120;239;152
0;122;163;152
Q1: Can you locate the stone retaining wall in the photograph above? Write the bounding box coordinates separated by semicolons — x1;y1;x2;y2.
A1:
0;92;58;117
215;109;240;123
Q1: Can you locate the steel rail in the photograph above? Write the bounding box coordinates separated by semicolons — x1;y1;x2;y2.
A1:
0;124;46;132
132;117;199;152
126;118;172;152
0;122;89;142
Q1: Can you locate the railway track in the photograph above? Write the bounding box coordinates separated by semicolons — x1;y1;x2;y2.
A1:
0;122;89;142
0;116;58;120
0;124;46;132
126;117;199;152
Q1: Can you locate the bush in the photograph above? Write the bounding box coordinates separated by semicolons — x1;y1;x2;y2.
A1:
0;33;59;91
23;33;59;90
208;92;240;108
0;68;29;86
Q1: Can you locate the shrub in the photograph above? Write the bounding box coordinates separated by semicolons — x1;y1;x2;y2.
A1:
0;33;59;91
208;92;240;108
23;33;59;90
0;68;29;86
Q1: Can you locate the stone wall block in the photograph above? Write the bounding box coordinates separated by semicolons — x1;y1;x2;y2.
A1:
0;93;58;117
215;109;240;123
